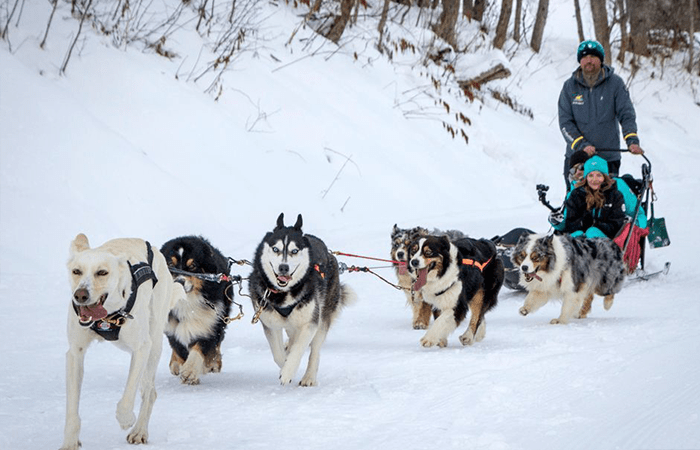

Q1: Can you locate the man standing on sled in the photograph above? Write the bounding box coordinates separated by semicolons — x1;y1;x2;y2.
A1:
558;40;644;190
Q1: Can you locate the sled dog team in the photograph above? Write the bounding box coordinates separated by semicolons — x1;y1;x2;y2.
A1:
61;214;626;449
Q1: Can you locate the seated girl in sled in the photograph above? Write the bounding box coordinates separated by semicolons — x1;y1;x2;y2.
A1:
559;155;627;238
550;152;647;235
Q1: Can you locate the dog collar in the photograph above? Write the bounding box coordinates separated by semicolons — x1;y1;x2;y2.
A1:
434;281;457;297
73;241;158;341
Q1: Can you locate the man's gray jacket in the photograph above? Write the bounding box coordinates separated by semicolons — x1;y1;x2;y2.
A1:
558;65;640;163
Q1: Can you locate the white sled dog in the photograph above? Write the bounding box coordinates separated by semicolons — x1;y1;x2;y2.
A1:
61;233;180;449
248;213;356;386
511;233;626;324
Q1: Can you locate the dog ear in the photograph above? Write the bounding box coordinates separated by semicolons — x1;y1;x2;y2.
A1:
293;214;303;231
70;233;90;255
439;235;451;247
275;213;285;231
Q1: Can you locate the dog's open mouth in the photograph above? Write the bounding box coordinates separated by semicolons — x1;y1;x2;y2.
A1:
77;293;109;323
412;267;429;291
523;271;542;283
397;262;408;275
276;275;292;287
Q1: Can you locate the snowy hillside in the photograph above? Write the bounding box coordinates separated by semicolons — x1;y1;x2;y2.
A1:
1;1;699;449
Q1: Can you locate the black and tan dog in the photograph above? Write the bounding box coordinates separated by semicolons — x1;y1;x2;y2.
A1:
407;235;504;347
160;236;232;385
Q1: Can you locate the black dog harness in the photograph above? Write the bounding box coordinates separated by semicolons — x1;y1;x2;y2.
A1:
73;242;158;341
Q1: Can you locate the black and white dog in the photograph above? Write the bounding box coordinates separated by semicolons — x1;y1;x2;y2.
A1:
407;235;504;348
511;233;627;324
248;213;355;386
160;236;232;385
63;234;177;449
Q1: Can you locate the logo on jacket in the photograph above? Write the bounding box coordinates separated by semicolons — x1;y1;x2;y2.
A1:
573;94;584;106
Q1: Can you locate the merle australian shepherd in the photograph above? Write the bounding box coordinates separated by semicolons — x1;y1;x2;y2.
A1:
407;235;504;348
160;236;232;385
511;233;626;324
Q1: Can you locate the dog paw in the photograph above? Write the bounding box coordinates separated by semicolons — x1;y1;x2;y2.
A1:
420;336;435;347
412;322;428;330
519;307;529;316
299;376;317;387
459;332;475;346
59;440;81;450
126;428;148;445
179;370;201;385
169;361;181;376
550;318;569;325
604;297;614;310
420;336;447;348
116;406;135;430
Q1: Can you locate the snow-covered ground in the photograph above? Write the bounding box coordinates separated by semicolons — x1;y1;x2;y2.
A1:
1;1;699;449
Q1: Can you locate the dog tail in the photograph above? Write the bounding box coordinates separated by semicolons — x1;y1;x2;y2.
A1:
339;283;358;308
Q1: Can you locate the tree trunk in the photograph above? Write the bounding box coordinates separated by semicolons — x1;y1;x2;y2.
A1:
326;0;354;43
463;0;473;19
628;0;650;56
573;0;585;42
689;0;695;72
513;0;522;42
530;0;549;53
590;0;611;63
615;0;628;64
473;0;487;22
434;0;460;47
494;0;513;49
377;0;391;53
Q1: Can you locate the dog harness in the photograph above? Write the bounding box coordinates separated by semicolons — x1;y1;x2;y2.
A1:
251;264;326;323
73;242;159;341
461;255;494;272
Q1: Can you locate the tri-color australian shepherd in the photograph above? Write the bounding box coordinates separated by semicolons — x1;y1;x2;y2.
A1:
511;233;626;324
407;235;504;347
160;236;233;384
248;213;356;386
391;225;469;330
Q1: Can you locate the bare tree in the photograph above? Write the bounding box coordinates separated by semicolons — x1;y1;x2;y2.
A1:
613;0;629;64
433;0;460;47
590;0;611;63
513;0;522;42
689;0;695;72
530;0;549;53
628;0;650;57
573;0;585;42
326;0;355;43
377;0;391;53
494;0;513;49
464;0;487;22
60;0;93;75
1;0;22;40
40;0;59;49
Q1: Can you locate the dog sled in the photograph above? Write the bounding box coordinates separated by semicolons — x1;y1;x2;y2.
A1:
494;150;670;291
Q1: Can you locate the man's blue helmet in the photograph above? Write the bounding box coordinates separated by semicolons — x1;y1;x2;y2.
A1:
577;40;605;63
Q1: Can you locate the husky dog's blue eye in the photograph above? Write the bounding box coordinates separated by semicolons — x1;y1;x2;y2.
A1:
272;247;280;253
291;249;299;255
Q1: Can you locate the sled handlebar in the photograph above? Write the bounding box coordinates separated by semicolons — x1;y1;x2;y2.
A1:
594;148;651;173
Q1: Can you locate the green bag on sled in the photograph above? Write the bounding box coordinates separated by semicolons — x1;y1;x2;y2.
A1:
647;203;670;248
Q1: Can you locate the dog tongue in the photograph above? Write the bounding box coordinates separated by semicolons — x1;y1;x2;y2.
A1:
79;303;108;322
398;263;408;275
412;268;428;291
